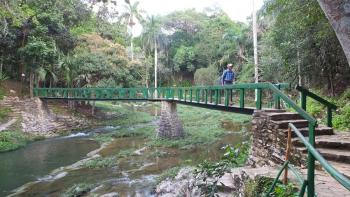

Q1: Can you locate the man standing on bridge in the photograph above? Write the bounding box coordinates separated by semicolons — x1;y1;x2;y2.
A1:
221;63;235;105
221;63;235;85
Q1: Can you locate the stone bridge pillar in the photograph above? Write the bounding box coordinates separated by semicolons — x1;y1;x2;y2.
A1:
157;101;184;138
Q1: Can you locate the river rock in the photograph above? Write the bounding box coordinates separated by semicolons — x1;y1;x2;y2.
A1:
100;192;119;197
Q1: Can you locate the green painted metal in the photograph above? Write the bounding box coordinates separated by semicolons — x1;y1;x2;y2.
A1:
256;88;262;110
299;180;308;197
265;161;290;197
327;107;332;127
274;84;281;109
307;122;316;197
296;85;336;127
301;91;307;110
239;89;245;108
289;123;350;191
268;84;317;125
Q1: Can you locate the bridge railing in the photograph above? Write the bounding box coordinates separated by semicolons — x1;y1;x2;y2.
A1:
266;123;350;196
34;83;291;110
296;85;337;127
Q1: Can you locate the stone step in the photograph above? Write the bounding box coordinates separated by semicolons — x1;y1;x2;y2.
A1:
292;129;341;147
317;148;350;164
271;119;309;129
293;126;334;138
328;161;350;179
267;112;303;121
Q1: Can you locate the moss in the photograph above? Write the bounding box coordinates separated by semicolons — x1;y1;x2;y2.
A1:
0;131;28;152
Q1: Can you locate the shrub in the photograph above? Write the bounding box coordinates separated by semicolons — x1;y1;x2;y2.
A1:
0;131;28;152
194;66;219;86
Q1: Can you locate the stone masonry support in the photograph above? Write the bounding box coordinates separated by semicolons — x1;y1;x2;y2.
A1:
157;101;184;138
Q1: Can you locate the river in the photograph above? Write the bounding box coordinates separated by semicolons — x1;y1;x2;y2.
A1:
0;103;250;196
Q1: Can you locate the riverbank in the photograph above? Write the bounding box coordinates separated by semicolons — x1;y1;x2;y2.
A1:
0;96;96;152
3;101;252;196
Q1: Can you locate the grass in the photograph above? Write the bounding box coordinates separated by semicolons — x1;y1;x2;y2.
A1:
93;102;251;149
0;85;6;100
156;166;181;184
0;107;11;123
149;104;251;148
96;102;155;126
0;131;28;152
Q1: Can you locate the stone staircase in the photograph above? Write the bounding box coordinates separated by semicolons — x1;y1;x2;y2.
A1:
266;111;350;179
0;96;23;119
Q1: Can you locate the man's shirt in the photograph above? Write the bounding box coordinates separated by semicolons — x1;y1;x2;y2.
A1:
222;69;234;82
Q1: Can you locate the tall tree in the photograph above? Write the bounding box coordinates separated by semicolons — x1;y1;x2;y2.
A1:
317;0;350;68
141;15;163;89
121;0;144;60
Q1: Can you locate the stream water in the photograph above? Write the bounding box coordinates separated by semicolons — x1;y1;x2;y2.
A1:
0;105;250;197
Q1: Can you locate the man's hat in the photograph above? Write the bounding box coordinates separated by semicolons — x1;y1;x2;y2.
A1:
227;64;233;67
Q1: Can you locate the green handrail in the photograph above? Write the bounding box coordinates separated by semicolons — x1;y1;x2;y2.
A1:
268;84;317;126
289;123;350;190
296;86;337;127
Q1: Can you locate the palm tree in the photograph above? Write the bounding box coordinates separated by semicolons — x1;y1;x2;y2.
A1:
120;0;144;60
141;15;164;91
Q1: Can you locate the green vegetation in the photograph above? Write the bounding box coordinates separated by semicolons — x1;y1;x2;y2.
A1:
156;166;181;184
62;183;96;197
150;105;250;148
303;88;350;131
0;86;6;100
0;107;11;123
244;177;297;197
92;102;250;148
194;142;250;196
83;156;117;169
96;102;155;126
0;131;28;152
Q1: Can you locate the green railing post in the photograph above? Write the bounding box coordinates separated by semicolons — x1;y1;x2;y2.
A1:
327;106;332;127
190;89;193;102
205;89;208;104
196;89;200;103
239;89;245;108
274;84;281;109
256;88;262;110
224;89;229;106
307;122;316;197
301;91;307;111
299;180;308;197
215;89;219;105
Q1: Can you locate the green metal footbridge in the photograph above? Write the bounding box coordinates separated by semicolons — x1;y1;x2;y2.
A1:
34;82;349;196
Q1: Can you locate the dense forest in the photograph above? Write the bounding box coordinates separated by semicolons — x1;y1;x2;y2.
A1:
1;0;349;92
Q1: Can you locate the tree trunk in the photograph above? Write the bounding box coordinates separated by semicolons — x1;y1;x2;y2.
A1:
297;48;302;86
317;0;350;68
0;57;3;75
29;71;34;98
154;39;158;97
91;101;95;116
